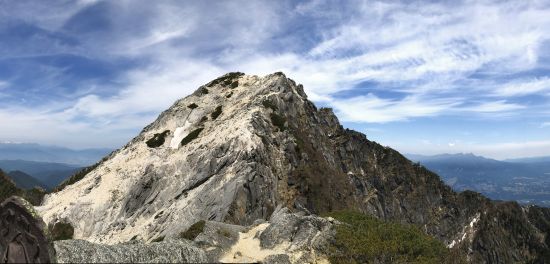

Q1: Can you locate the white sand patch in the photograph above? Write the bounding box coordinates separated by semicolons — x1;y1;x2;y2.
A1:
219;223;287;263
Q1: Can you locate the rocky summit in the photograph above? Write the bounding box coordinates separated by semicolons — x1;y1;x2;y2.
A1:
37;72;550;263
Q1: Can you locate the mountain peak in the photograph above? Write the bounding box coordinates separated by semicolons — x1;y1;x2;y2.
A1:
38;72;315;243
37;72;550;262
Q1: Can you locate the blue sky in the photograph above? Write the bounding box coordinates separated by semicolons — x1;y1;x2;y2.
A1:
0;0;549;159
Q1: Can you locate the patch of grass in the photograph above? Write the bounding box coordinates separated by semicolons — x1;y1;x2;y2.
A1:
187;103;198;109
324;211;464;264
262;99;277;111
180;128;204;146
270;113;286;131
180;220;206;240
146;130;170;148
51;222;74;241
151;236;165;242
211;106;222;120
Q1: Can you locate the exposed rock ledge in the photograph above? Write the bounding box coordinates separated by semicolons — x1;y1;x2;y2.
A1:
55;207;334;264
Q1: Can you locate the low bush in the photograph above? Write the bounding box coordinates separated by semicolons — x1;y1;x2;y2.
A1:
211;106;222;120
51;222;74;241
187;103;198;109
146;130;170;148
207;72;244;87
180;220;206;240
180;128;204;146
324;211;464;264
24;187;46;206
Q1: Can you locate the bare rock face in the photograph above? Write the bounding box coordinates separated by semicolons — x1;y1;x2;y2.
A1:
37;72;550;262
196;206;334;263
53;206;333;264
54;239;207;263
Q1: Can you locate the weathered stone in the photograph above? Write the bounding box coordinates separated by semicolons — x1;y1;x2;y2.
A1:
263;254;291;264
0;196;55;263
54;239;207;263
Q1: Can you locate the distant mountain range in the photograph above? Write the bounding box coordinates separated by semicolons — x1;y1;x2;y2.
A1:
406;153;550;206
0;160;83;190
0;143;111;165
7;170;48;190
0;143;110;190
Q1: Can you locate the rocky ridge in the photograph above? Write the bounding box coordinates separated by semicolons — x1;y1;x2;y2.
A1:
38;72;550;263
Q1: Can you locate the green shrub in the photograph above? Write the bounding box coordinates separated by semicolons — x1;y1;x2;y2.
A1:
226;92;233;98
180;128;204;146
230;81;239;88
187;103;198;109
23;187;46;206
0;170;23;202
324;211;462;264
51;222;74;241
199;87;209;95
211;106;222;120
146;130;170;148
270;113;286;131
180;220;206;240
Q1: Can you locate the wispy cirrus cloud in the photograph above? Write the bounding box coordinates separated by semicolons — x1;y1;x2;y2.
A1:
0;0;549;158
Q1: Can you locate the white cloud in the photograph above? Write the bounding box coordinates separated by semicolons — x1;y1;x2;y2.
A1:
330;94;459;123
462;100;525;113
493;77;550;97
0;81;8;89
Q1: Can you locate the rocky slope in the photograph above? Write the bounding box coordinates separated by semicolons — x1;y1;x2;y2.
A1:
38;72;550;263
54;206;333;263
